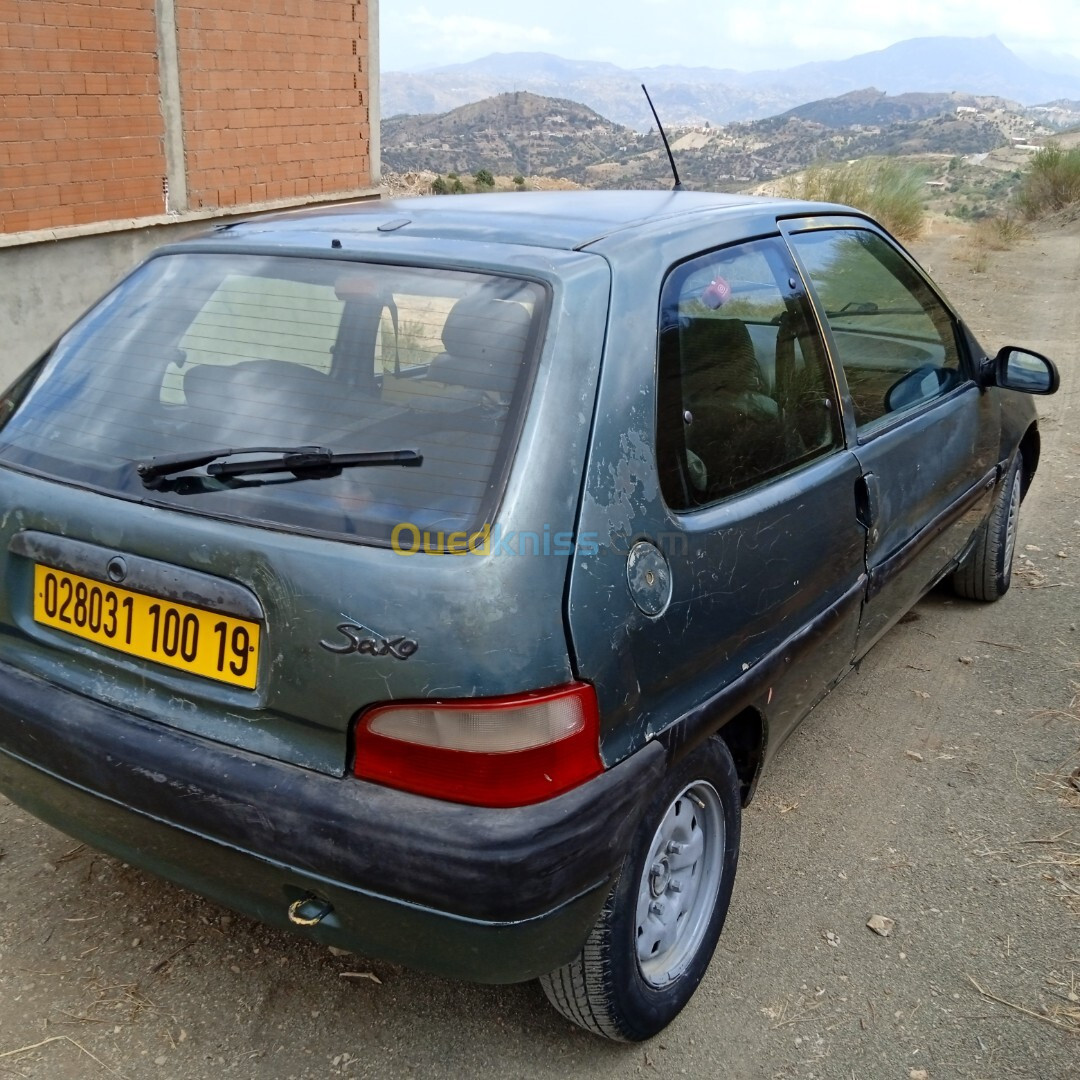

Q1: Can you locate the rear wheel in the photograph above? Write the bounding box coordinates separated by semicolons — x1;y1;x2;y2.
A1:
539;737;741;1041
952;453;1024;602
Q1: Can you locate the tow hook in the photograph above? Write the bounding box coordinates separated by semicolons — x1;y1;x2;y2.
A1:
287;894;334;926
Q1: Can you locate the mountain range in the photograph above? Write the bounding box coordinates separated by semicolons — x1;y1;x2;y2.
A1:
383;35;1080;129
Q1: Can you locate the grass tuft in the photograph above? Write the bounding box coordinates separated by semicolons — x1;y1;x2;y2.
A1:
958;214;1030;274
1016;144;1080;218
971;215;1029;250
784;158;927;240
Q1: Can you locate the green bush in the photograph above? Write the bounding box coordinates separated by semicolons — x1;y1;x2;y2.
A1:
450;177;466;194
785;158;927;241
1016;144;1080;218
431;175;449;195
473;169;495;190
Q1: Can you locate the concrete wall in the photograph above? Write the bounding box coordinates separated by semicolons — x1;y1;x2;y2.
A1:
0;217;203;386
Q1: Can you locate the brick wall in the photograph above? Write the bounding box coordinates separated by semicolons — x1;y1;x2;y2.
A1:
177;0;370;210
0;0;166;233
0;0;375;235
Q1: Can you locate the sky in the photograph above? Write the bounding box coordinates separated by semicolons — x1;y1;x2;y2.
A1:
380;0;1080;74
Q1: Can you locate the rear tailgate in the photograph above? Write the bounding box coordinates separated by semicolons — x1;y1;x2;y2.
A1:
0;246;610;774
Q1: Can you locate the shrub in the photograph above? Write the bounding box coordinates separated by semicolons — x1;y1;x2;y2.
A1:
473;169;495;190
431;175;449;195
1016;144;1080;218
958;213;1028;276
450;177;466;194
785;158;927;240
972;215;1028;251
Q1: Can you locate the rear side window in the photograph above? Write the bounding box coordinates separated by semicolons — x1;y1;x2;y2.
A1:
656;236;842;510
0;253;546;545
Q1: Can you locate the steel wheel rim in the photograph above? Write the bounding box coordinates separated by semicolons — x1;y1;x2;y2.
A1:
635;780;725;987
1003;467;1022;573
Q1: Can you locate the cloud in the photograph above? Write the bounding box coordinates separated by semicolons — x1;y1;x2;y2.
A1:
389;9;557;68
714;0;1080;65
381;0;1080;73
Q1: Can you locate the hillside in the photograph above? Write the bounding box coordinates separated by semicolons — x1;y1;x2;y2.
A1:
383;36;1080;129
380;92;645;181
382;89;1067;192
775;89;1012;128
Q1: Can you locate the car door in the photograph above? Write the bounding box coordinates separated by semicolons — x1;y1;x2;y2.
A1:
567;232;868;765
783;218;1000;657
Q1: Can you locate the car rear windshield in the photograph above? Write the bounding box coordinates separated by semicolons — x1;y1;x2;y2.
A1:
0;253;547;545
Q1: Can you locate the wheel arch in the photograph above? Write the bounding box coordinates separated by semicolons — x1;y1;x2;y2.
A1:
715;707;767;807
658;700;769;808
1017;422;1040;499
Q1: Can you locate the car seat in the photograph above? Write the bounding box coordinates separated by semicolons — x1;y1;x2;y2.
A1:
678;317;786;499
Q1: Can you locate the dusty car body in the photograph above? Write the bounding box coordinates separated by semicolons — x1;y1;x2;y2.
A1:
0;191;1058;1040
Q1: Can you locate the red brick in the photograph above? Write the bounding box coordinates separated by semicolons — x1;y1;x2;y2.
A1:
71;201;106;226
22;208;63;231
47;206;77;228
2;209;33;231
11;183;61;211
2;96;29;121
31;24;59;49
6;22;32;47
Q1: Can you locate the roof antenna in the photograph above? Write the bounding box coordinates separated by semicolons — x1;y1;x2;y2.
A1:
641;83;683;191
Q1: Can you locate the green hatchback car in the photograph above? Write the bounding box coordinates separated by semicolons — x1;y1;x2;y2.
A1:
0;191;1058;1040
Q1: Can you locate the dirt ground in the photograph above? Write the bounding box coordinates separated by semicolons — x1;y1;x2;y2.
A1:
1;215;1078;1079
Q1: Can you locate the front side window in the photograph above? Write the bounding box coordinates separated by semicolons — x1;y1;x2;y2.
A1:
656;236;842;510
0;253;546;545
788;228;963;434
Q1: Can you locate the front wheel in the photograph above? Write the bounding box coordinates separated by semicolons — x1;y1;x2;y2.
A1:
952;453;1024;602
539;736;741;1041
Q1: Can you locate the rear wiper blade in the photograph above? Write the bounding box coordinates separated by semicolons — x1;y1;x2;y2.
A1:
210;447;422;479
138;445;422;485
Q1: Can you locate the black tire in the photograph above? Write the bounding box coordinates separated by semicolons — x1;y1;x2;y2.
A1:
952;453;1024;602
539;736;741;1041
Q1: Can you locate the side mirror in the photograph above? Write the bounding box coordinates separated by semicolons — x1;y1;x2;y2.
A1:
991;347;1059;395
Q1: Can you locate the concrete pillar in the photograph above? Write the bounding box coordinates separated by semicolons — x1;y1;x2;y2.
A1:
154;0;189;213
368;0;381;183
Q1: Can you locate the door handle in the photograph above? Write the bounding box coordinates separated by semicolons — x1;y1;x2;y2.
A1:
855;472;880;544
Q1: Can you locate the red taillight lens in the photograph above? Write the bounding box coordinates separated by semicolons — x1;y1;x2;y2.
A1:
353;683;604;807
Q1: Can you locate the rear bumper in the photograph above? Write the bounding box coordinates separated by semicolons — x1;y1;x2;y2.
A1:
0;662;665;983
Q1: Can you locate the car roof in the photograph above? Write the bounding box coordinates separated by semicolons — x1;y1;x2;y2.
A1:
204;190;852;253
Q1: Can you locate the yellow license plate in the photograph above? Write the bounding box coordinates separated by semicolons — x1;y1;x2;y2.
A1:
33;564;261;689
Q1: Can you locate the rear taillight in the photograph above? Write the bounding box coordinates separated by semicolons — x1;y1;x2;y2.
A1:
353;682;603;807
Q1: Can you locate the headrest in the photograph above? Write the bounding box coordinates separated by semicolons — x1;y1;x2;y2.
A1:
431;295;531;391
679;317;764;395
